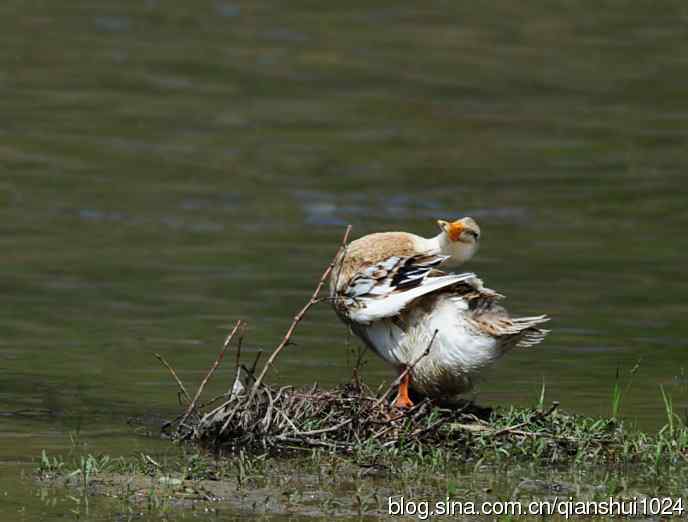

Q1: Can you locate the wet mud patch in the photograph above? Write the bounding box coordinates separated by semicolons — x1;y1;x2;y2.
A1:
35;446;688;520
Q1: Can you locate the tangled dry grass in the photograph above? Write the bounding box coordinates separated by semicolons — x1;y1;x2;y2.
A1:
164;376;490;453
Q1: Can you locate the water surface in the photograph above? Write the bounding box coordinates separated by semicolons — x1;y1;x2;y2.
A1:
1;0;687;519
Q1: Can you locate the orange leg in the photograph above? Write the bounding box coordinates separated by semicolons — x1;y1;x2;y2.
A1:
394;369;414;409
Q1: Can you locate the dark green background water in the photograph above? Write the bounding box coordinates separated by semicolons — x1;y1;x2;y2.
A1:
1;0;687;519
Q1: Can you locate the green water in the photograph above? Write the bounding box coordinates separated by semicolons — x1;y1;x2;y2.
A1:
1;0;687;519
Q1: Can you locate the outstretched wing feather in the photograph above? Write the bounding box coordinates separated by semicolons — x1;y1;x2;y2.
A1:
339;253;477;324
348;273;477;324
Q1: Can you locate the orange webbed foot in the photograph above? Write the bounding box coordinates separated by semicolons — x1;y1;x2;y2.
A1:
393;369;414;409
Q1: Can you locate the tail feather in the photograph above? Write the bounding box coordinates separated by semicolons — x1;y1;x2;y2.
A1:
511;314;550;326
512;315;550;348
516;328;550;348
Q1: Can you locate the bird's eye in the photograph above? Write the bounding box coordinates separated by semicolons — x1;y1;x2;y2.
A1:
466;230;479;240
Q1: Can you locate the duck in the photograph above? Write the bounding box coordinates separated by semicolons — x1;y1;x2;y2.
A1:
329;218;549;408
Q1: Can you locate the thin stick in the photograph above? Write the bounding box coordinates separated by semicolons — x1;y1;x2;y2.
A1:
374;329;438;409
291;417;353;437
155;353;192;404
274;406;300;433
245;350;263;379
351;328;365;390
178;320;243;429
275;435;348;450
333;225;350;294
494;428;577;443
248;225;352;400
227;333;244;396
234;334;243;371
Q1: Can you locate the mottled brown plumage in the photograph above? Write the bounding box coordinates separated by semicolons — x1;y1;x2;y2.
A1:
330;232;426;295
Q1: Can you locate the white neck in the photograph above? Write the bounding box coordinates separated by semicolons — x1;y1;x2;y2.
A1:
421;233;478;268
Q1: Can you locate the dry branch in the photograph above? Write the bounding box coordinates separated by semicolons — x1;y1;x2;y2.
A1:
155;353;192;404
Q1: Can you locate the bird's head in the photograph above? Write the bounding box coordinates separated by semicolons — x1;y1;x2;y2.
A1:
436;217;480;266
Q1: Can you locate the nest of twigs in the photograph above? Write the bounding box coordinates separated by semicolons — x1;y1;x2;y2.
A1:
169;382;478;453
161;357;496;453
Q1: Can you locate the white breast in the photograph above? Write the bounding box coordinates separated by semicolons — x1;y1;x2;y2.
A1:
355;294;505;398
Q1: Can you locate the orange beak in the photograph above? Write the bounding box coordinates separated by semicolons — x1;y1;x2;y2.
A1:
447;221;465;241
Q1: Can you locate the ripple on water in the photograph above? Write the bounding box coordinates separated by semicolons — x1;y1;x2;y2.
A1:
215;3;240;18
77;208;224;232
93;16;130;33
